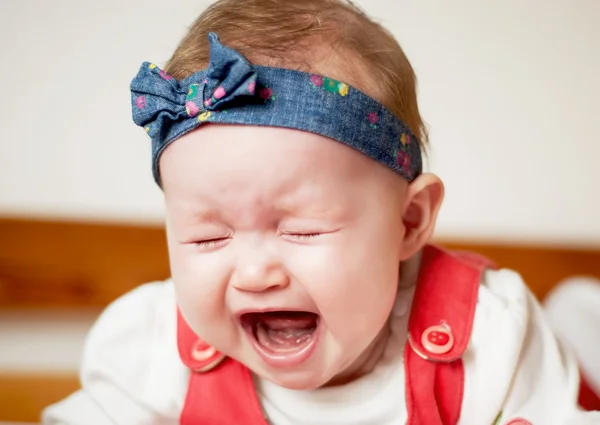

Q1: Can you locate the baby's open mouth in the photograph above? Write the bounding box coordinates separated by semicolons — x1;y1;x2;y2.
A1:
240;311;320;366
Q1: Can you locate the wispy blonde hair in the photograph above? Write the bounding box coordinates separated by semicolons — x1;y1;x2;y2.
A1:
166;0;427;149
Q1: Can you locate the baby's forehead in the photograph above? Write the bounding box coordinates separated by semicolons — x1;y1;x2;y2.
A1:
163;124;381;175
160;124;405;199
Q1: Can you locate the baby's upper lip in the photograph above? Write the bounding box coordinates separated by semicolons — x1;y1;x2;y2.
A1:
234;307;319;321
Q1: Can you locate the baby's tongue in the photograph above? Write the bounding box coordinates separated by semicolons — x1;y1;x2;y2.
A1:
254;312;317;353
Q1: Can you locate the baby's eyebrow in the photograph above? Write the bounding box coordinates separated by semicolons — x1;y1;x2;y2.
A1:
275;199;348;220
173;208;225;226
193;209;225;223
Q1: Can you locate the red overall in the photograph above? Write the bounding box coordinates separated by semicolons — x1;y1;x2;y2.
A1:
176;245;600;424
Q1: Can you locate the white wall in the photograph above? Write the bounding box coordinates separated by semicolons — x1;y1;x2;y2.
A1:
1;0;598;246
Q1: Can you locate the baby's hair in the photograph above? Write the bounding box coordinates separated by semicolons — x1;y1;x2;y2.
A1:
166;0;428;149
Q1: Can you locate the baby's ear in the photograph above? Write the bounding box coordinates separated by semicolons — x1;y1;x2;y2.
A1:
398;173;444;261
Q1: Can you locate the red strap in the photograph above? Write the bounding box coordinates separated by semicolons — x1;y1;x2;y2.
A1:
407;245;488;362
405;245;490;424
404;347;465;425
435;359;465;424
579;370;600;411
178;310;268;424
181;359;269;425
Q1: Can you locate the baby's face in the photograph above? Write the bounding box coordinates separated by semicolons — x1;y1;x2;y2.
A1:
161;124;410;389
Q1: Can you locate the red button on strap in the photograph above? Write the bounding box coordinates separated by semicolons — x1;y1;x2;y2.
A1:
190;339;226;372
421;324;454;355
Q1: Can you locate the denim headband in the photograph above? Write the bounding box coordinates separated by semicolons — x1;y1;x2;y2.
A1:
130;33;422;185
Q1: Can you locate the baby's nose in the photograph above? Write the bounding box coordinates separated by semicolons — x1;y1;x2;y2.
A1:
231;260;290;293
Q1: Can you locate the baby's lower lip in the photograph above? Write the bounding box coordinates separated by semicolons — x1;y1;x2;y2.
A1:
240;312;321;368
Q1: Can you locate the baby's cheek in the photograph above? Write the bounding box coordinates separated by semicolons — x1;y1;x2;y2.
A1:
319;271;395;338
175;280;235;353
172;257;229;330
171;248;226;295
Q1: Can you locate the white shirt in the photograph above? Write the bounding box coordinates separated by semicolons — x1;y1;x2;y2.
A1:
42;268;600;425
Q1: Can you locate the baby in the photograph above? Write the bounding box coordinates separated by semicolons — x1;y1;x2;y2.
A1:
43;0;600;424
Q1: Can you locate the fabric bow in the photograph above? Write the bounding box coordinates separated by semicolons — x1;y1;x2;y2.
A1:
130;33;258;138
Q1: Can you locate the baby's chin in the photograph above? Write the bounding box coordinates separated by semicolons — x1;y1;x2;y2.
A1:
254;366;339;390
246;353;361;390
232;350;339;390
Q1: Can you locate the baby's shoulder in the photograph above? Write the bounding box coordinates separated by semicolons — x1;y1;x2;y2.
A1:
461;267;584;423
471;267;535;354
477;267;532;315
80;279;188;416
88;278;178;338
43;280;187;423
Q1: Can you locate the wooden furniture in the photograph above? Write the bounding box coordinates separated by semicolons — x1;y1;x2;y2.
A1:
1;216;598;422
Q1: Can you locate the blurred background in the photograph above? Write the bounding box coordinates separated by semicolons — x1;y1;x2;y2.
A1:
0;0;598;422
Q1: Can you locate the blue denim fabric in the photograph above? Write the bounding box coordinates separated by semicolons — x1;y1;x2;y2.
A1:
130;33;422;185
